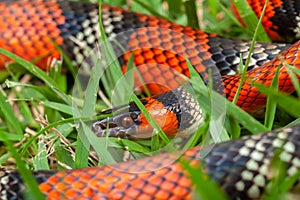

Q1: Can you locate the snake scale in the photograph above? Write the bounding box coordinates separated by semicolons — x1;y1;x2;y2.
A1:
0;0;300;199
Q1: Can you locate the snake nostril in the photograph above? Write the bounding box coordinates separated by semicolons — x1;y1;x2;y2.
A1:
92;122;106;132
92;121;118;132
99;123;107;129
108;123;118;128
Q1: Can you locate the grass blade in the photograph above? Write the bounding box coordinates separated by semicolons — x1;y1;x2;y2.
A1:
184;0;200;29
233;0;271;42
1;132;45;200
181;159;229;200
32;137;50;170
0;89;23;136
255;83;300;118
232;0;269;104
0;48;71;105
264;66;280;130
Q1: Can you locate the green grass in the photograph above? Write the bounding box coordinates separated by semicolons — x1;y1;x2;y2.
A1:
0;0;300;199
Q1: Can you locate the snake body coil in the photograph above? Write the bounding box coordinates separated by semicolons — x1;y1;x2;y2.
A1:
1;126;300;199
1;0;300;199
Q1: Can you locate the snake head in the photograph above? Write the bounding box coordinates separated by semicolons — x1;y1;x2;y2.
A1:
92;101;155;139
92;88;203;139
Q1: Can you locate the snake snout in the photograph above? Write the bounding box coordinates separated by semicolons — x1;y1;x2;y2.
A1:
92;120;119;137
92;110;141;139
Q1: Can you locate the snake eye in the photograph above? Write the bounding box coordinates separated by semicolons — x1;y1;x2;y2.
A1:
121;116;134;128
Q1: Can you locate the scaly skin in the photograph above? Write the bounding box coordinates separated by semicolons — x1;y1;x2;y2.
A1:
93;40;300;138
0;0;300;199
1;125;300;199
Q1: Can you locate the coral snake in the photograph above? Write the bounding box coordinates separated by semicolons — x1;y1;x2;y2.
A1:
0;0;300;199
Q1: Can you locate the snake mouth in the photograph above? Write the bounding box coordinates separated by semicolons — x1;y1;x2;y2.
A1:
92;118;138;139
92;103;146;139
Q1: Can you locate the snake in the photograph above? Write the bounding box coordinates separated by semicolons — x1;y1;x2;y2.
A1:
0;0;300;199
